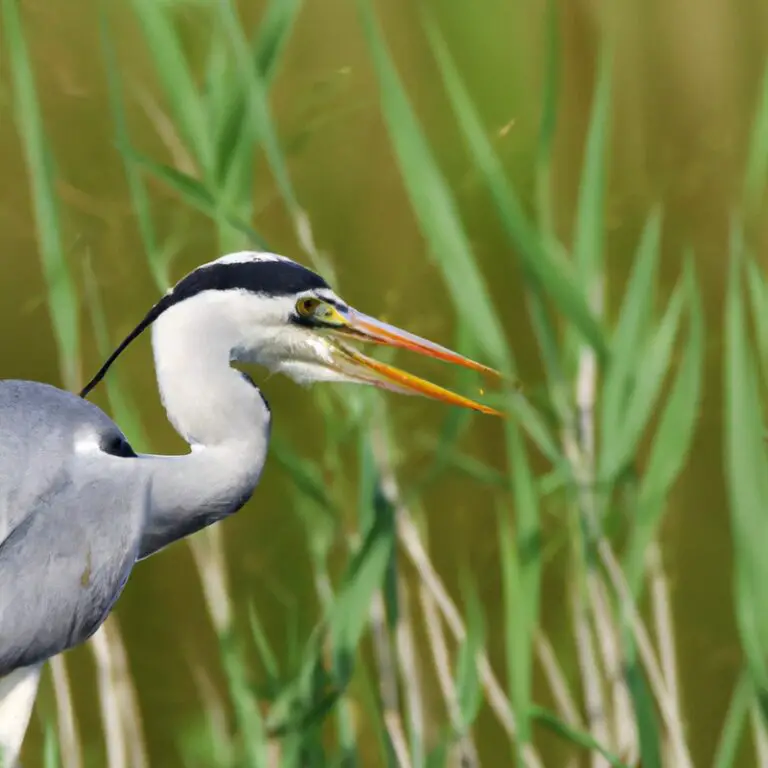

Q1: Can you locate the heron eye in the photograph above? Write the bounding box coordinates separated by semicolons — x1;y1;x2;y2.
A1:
296;297;321;316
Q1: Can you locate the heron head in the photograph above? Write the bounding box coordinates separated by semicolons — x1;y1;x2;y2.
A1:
191;252;502;416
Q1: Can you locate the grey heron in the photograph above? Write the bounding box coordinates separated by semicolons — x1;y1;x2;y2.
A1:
0;251;500;764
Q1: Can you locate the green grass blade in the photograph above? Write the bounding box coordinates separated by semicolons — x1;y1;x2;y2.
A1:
254;0;303;81
43;719;61;768
126;148;268;247
212;0;302;188
270;435;337;517
499;521;524;762
624;259;703;591
330;494;396;684
743;61;768;216
421;14;608;362
2;0;80;391
356;663;393;767
529;0;563;406
714;669;753;768
332;690;358;767
357;0;511;371
408;322;481;493
278;734;309;768
454;577;484;730
746;259;768;385
203;24;232;129
537;0;560;169
413;436;506;487
600;208;662;466
425;740;449;768
600;276;686;482
357;432;377;533
530;706;632;768
503;422;542;760
572;48;611;289
724;237;768;706
409;410;474;495
626;659;662;768
82;256;150;450
502;392;563;466
248;603;280;683
219;633;269;768
509;424;542;610
266;506;395;735
130;0;211;174
216;0;302;220
499;431;540;759
100;7;168;292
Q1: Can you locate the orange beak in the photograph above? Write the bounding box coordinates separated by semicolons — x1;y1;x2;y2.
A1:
322;307;503;417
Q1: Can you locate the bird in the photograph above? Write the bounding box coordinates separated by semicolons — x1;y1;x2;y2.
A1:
0;251;500;765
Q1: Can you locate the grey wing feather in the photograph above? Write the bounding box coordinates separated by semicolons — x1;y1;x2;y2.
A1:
0;380;149;675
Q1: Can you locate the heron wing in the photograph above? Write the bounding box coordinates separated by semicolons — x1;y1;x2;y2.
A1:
0;381;149;674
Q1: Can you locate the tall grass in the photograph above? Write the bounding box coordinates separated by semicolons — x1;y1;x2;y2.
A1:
3;0;768;766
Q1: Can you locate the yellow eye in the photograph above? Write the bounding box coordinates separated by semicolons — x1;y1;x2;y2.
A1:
296;297;321;316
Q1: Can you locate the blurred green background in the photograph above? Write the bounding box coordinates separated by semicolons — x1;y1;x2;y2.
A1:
2;0;767;766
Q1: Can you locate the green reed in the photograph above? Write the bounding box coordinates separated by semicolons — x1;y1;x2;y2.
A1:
1;0;80;392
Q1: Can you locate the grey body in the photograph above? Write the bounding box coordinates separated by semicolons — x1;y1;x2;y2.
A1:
0;381;149;674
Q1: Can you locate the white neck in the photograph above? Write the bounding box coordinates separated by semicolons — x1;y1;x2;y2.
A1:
136;295;272;559
152;294;271;446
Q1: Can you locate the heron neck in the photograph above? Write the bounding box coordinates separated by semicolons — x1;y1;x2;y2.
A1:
151;299;271;447
136;300;272;559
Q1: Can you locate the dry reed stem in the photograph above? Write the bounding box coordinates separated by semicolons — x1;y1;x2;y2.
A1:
88;618;148;768
591;577;636;758
648;543;682;703
394;579;427;761
562;427;614;768
90;626;127;768
647;541;684;766
419;585;479;767
597;540;693;768
561;412;615;768
49;656;83;768
267;740;282;768
105;622;147;768
369;590;413;768
571;581;611;768
188;524;232;635
372;425;472;764
570;298;622;768
132;85;197;175
398;506;543;768
535;630;582;726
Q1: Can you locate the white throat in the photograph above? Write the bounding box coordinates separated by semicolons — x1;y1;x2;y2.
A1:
151;293;271;448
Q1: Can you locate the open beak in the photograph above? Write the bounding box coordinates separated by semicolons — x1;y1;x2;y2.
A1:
321;307;503;417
